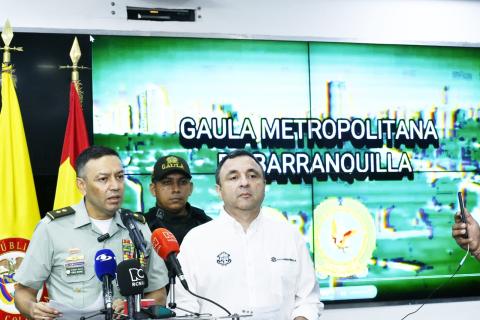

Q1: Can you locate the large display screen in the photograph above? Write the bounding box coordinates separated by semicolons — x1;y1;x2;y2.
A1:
92;36;480;303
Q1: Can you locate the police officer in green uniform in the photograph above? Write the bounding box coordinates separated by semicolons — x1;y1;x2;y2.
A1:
14;146;169;320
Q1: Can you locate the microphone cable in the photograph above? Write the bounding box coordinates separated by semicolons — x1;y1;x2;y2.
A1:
400;244;470;320
184;287;232;316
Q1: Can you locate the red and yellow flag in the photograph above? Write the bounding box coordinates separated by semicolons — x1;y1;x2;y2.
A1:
53;82;89;209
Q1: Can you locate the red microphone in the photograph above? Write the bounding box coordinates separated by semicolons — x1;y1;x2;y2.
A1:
151;228;189;290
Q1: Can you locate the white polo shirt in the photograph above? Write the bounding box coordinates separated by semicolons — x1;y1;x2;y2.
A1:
172;208;323;319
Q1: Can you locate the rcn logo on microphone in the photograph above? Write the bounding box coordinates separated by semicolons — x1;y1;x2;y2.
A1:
96;254;113;262
129;268;145;286
162;230;176;242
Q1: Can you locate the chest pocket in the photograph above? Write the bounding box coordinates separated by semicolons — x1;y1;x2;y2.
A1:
59;260;97;309
269;255;298;300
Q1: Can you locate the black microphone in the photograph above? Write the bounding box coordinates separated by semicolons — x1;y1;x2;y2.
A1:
119;209;147;255
97;233;110;242
94;249;117;320
117;259;146;319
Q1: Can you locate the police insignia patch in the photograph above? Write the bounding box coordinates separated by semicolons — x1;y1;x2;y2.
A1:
216;251;231;266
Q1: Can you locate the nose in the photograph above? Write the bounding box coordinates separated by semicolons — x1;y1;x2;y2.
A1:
109;177;121;191
239;174;249;187
171;181;180;193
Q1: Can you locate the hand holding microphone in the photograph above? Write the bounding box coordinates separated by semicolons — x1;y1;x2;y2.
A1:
151;228;189;290
94;249;117;320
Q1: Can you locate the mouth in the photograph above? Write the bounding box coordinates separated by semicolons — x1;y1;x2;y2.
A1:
106;195;121;203
239;193;252;199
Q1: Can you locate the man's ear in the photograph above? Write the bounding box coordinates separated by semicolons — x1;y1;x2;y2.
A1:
76;177;87;196
189;182;194;196
149;182;156;197
215;184;223;200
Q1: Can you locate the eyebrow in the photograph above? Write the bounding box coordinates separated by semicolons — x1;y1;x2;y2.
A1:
225;168;261;176
96;169;124;177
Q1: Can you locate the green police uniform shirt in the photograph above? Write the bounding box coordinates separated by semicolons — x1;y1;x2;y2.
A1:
14;199;169;309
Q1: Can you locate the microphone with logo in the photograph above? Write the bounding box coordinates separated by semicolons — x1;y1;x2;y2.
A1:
117;259;146;319
94;249;117;320
151;228;232;317
151;228;188;290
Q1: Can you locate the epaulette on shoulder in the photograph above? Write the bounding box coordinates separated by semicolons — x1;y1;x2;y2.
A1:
46;206;75;220
132;212;146;224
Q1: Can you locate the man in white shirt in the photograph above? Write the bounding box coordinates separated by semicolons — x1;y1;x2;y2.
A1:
172;150;322;320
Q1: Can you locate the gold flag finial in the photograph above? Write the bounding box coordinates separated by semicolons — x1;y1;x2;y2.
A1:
1;20;23;65
1;20;13;47
59;37;90;103
69;37;81;82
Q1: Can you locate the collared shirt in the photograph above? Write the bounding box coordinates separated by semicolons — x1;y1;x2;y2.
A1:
172;208;323;320
14;199;169;309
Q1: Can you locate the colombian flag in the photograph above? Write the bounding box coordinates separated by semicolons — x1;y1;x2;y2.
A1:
53;81;89;209
0;63;40;241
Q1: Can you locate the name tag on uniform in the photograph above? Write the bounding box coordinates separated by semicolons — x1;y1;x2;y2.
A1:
65;248;85;275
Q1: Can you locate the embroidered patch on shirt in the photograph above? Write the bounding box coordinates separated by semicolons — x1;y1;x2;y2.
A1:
217;251;232;266
271;257;297;262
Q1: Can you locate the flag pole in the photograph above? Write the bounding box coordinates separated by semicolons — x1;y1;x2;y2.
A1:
53;37;91;210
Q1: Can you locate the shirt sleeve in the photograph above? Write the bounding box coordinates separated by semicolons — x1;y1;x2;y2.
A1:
167;231;201;315
141;224;169;293
14;219;53;291
291;228;324;320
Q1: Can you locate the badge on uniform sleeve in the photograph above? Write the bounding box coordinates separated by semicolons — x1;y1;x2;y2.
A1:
65;248;85;275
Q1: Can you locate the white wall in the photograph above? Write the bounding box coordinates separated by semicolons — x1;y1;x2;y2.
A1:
1;0;480;318
1;0;480;46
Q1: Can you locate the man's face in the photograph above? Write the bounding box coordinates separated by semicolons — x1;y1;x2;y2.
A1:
216;155;265;215
77;155;125;219
149;172;193;214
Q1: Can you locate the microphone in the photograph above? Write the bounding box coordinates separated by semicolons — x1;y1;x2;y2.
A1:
119;209;147;255
97;233;110;242
94;249;117;320
117;259;147;319
151;228;189;290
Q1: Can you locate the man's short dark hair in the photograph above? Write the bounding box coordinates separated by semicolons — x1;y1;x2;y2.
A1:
75;145;120;178
215;150;265;185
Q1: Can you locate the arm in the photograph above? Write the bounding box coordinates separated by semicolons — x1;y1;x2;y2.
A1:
169;233;201;315
291;229;323;320
145;287;167;305
452;209;480;259
14;283;61;319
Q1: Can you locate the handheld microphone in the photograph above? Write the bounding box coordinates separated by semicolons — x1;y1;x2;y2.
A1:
117;259;147;319
119;209;147;255
94;249;117;320
151;228;189;290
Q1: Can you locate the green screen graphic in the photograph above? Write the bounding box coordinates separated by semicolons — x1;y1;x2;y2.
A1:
93;36;480;303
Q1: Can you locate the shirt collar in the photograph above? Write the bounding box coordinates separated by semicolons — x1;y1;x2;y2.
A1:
219;207;264;234
73;199;92;229
73;198;126;234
